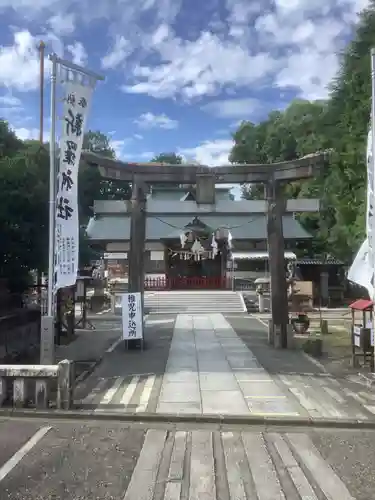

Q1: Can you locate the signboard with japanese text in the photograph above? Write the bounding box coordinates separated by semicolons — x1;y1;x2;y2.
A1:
54;81;94;290
121;293;143;341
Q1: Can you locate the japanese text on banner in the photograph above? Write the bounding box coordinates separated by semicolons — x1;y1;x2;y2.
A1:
121;293;143;341
54;81;93;290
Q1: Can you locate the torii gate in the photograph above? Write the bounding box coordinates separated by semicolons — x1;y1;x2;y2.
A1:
82;152;328;348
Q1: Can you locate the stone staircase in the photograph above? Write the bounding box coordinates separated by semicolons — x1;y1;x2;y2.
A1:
144;290;247;314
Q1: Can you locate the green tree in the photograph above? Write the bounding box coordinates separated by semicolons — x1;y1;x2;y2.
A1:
0;120;23;158
0;135;49;292
232;100;327;203
79;130;131;220
150;152;184;188
151;152;183;164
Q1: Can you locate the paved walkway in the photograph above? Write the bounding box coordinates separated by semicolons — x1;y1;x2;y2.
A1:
75;313;375;421
157;313;299;416
0;419;365;499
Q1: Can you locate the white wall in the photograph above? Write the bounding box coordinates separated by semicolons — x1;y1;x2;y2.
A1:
106;242;164;251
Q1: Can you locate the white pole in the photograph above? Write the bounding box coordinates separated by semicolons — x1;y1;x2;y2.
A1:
47;54;58;317
371;48;375;361
40;53;58;364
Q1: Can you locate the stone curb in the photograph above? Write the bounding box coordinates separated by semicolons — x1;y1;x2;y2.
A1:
1;408;375;430
74;359;102;384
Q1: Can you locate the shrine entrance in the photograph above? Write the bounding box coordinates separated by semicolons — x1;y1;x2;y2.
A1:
153;217;231;290
166;247;225;289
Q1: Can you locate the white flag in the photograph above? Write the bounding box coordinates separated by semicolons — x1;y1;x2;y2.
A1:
347;239;374;297
348;125;375;296
54;80;94;290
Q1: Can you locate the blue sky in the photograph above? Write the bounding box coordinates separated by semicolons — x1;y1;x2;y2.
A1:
0;0;368;167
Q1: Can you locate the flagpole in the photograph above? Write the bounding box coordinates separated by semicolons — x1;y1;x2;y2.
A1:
371;48;375;357
40;53;58;364
47;53;58;318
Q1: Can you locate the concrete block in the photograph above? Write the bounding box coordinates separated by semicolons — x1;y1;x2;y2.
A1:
157;401;201;414
287;324;295;349
274;324;282;349
268;320;274;345
199;372;239;391
247;397;299;415
35;380;49;408
57;359;74;410
239;381;284;398
201;390;249;414
13;378;26;407
0;377;6;406
164;372;199;384
159;382;200;403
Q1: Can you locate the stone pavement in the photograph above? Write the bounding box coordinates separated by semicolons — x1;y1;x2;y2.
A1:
1;417;372;499
74;313;375;421
156;313;300;416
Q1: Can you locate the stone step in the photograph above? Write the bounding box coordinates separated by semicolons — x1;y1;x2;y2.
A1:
143;291;245;313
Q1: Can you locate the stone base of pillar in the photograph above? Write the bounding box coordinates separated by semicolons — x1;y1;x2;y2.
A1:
287;324;295;349
274;324;283;349
267;320;274;345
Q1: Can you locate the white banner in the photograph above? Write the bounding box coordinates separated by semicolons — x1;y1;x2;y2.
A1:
367;127;374;239
122;293;144;340
54;81;94;290
348;125;375;296
347;239;374;297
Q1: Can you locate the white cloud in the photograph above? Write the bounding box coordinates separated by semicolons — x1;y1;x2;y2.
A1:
202;98;260;118
134;133;143;139
0;95;22;106
110;139;128;158
0;29;66;91
13;126;40;141
48;13;75;35
138;151;155;159
101;36;131;70
134;112;178;129
0;0;371;104
117;0;369;101
123;31;276;99
0;30;42;91
179;138;233;166
66;41;87;66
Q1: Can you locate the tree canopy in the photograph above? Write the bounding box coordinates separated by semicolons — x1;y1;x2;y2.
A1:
151;152;183;164
79;131;131;220
0;126;130;289
230;3;375;261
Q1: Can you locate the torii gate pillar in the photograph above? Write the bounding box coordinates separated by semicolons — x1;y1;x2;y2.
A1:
266;180;289;348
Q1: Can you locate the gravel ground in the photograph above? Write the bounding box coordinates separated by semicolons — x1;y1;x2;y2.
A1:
1;418;375;499
311;428;375;500
225;315;324;375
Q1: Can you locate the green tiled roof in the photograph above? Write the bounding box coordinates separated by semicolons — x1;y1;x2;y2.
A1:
86;214;312;241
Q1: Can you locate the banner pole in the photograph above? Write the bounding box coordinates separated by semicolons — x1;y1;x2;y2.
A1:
371;47;375;360
40;53;58;364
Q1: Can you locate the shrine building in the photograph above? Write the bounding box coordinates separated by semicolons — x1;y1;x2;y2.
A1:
86;185;313;289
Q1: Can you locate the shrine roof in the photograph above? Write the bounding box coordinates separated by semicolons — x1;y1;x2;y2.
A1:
86;214;312;241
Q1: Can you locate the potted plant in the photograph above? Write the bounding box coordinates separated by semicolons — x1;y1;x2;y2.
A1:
291;312;310;334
